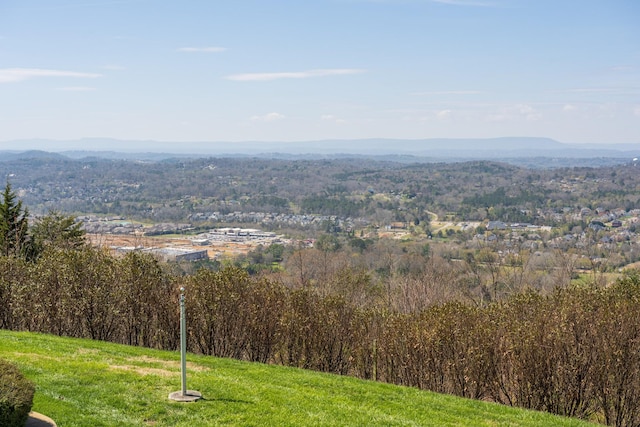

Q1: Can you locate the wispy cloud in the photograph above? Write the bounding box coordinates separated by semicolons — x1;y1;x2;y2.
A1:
486;103;541;122
321;114;347;124
251;112;285;122
560;87;640;96
436;109;452;120
178;47;227;53
55;86;97;91
517;104;541;121
566;88;615;93
0;68;102;83
227;68;365;82
610;66;633;72
412;90;485;96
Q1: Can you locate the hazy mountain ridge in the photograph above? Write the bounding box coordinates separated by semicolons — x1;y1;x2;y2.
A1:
1;137;639;164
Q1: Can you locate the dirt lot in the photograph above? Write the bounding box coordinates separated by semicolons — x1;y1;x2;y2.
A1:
87;234;258;259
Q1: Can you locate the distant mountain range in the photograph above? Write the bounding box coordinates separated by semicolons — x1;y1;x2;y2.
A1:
1;137;639;163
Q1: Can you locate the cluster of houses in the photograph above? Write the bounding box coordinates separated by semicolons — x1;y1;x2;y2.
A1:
188;211;363;230
473;206;640;257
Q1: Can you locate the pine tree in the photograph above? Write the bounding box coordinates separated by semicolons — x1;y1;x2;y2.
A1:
0;182;31;258
31;210;86;255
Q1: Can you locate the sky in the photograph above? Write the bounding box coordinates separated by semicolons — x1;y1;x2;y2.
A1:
0;0;639;148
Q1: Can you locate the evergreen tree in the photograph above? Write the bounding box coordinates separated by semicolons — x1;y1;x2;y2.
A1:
31;210;86;256
0;182;31;258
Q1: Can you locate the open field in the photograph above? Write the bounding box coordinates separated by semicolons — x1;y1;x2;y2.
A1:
0;330;598;427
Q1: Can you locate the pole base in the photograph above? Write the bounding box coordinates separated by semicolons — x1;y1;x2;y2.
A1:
168;390;203;402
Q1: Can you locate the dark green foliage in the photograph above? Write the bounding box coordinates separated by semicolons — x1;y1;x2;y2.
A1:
349;237;372;253
315;234;342;252
0;359;35;427
265;243;285;262
30;210;86;256
462;187;548;209
300;195;364;217
0;183;31;259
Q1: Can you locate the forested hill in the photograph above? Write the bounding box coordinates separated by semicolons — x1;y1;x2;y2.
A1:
0;153;638;226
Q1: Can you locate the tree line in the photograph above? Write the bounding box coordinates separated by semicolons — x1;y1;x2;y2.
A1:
1;246;639;425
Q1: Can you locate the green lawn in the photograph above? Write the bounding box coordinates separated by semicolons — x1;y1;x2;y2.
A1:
0;330;598;427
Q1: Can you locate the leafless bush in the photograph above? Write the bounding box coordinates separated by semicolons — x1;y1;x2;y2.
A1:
185;267;252;358
2;249;640;426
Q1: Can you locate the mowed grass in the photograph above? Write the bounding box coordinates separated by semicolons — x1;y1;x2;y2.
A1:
0;330;598;427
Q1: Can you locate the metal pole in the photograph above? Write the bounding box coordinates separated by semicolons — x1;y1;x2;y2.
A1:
180;287;187;396
169;286;201;402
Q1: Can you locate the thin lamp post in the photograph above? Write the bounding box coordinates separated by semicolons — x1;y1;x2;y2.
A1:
180;287;187;396
169;287;202;402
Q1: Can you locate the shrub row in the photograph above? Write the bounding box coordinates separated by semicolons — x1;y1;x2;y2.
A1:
1;247;640;425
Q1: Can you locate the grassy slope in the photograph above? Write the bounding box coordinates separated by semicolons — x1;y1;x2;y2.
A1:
0;330;597;427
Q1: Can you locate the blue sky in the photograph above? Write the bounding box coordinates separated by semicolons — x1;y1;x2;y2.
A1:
1;0;639;146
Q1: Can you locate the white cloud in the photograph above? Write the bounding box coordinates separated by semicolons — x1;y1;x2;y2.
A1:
634;107;640;117
436;109;452;120
486;113;506;122
413;90;484;96
0;68;102;83
563;104;576;112
227;68;365;82
321;114;347;124
251;112;285;122
566;88;612;93
610;66;633;72
562;87;639;96
516;104;541;121
178;47;227;53
485;104;541;122
55;86;96;91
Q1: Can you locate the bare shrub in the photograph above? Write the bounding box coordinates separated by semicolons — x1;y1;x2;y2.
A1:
244;277;287;363
592;274;640;427
185;266;252;358
117;252;177;349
